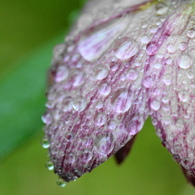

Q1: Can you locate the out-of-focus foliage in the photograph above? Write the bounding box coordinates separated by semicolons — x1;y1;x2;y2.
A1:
0;0;194;194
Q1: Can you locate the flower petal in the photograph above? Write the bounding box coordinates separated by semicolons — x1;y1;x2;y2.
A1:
144;1;195;176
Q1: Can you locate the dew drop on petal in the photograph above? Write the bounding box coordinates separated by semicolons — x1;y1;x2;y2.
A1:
71;96;87;111
140;35;149;44
111;89;132;113
127;69;138;81
41;137;50;149
98;83;111;96
81;150;93;163
146;42;158;56
155;2;169;15
178;54;192;69
114;37;139;60
45;160;54;170
56;178;67;187
94;66;109;80
95;113;107;126
150;100;161;111
187;29;195;39
95;134;114;156
167;43;176;53
55;66;69;82
178;90;189;102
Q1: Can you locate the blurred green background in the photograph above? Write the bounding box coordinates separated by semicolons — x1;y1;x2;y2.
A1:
0;0;194;194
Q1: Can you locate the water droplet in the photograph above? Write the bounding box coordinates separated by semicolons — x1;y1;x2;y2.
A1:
187;70;194;79
81;150;92;163
98;83;111;96
94;66;109;80
140;35;149;44
78;15;130;62
53;43;66;60
56;178;67;187
162;74;172;85
62;96;72;112
41;113;52;125
154;63;161;69
95;134;114;156
71;71;85;87
55;66;69;82
95;113;107;126
162;96;169;104
127;69;138;81
143;76;153;88
187;29;195;39
65;132;74;141
150;100;160;111
178;90;189;102
71;96;87;111
41;137;50;149
113;37;139;60
111;89;132;113
179;42;187;51
146;42;158;56
167;43;176;53
45;160;54;170
155;2;169;15
67;153;76;164
108;120;117;130
178;54;192;69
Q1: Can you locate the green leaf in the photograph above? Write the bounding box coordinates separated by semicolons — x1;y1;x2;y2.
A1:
0;32;65;160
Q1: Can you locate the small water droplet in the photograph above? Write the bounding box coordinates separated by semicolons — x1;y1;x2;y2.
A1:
98;83;111;96
178;54;192;69
45;160;54;170
81;150;92;163
187;70;194;79
146;42;158;56
95;113;107;126
179;42;187;51
127;69;138;81
71;71;85;87
155;2;169;15
154;63;161;69
150;100;160;111
67;153;76;164
113;37;139;60
140;35;149;44
55;66;69;83
143;76;153;88
162;74;172;86
72;96;87;111
95;134;114;156
41;137;50;149
111;89;132;113
56;178;67;187
178;90;189;102
187;29;195;39
41;113;52;125
167;43;176;53
94;66;109;80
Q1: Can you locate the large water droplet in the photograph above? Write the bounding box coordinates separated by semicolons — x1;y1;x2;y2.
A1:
71;96;87;111
178;54;192;69
113;37;139;60
78;15;130;62
111;89;132;113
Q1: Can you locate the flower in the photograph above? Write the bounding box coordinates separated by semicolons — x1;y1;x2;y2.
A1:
42;0;195;186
